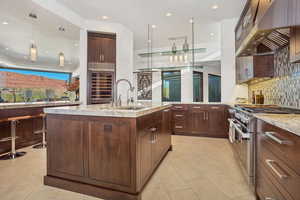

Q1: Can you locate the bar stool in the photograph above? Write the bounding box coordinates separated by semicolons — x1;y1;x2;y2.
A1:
0;116;31;160
33;114;47;149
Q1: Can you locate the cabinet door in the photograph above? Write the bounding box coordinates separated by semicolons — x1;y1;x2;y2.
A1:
207;106;226;137
102;37;116;63
189;106;208;134
47;117;85;177
154;109;171;164
290;26;300;63
140;129;153;184
87;119;132;187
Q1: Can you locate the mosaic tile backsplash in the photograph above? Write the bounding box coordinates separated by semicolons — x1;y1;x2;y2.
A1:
249;46;300;108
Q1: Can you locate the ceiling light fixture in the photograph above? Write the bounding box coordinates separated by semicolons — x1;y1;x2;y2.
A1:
2;21;8;25
166;12;172;17
30;44;37;62
210;33;215;36
59;52;65;67
189;18;194;24
151;24;157;29
5;47;9;50
102;16;109;20
58;26;65;32
211;4;219;10
74;43;79;47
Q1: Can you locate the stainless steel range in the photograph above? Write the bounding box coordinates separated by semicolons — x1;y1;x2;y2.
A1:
228;105;300;192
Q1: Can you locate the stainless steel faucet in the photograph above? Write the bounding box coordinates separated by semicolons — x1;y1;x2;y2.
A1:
113;79;135;107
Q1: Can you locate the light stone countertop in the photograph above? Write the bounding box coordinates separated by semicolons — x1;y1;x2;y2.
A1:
0;101;81;110
44;102;172;118
254;113;300;137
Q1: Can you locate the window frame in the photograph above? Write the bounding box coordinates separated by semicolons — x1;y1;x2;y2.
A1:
161;70;181;102
208;73;221;103
192;71;204;102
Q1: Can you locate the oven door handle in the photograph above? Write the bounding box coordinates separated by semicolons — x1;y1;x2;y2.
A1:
233;123;250;139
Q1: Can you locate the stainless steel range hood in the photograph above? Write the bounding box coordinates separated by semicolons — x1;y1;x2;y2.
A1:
236;0;297;57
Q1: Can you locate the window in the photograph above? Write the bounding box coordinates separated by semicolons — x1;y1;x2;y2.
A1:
193;71;203;102
162;71;181;102
208;74;221;102
0;67;72;103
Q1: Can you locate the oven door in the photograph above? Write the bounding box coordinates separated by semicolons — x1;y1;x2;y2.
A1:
231;121;255;186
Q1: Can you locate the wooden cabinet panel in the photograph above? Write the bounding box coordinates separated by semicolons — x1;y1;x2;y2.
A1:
87;119;132;187
139;129;152;185
257;163;293;200
257;119;300;200
172;104;228;137
88;33;116;64
47;117;85;177
189;109;208;134
290;26;300;63
207;106;227;137
257;119;300;175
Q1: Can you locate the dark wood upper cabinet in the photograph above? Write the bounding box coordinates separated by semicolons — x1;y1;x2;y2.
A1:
87;32;116;64
236;54;274;84
290;26;300;63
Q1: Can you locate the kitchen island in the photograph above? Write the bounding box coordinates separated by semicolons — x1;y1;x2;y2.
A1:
43;103;172;200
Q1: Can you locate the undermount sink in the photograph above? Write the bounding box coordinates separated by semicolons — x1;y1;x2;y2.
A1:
115;106;145;110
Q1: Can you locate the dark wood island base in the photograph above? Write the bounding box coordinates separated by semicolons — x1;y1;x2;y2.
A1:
44;107;172;200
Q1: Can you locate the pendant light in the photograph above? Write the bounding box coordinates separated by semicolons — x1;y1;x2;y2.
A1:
30;43;37;62
59;52;65;67
29;12;38;62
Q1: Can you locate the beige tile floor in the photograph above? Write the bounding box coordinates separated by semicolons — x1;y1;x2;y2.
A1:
0;136;256;200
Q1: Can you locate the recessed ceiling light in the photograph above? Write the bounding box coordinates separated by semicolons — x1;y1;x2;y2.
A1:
166;12;172;17
210;33;215;36
102;16;109;20
151;24;157;29
5;47;9;50
211;4;219;10
189;18;194;24
2;21;8;25
74;43;79;47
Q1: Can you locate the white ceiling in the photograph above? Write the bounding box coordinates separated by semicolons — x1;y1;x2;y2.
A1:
59;0;247;50
0;0;80;72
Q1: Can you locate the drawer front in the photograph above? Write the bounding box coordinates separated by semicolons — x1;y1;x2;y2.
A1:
172;111;186;121
172;104;188;111
258;135;300;200
257;119;300;175
173;121;186;133
188;105;208;112
257;162;292;200
207;105;225;111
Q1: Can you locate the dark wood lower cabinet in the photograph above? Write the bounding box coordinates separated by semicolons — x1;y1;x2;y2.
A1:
0;103;79;155
256;119;300;200
172;104;228;138
45;108;172;200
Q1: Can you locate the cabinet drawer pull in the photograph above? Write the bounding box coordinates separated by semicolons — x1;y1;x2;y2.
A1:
174;106;183;109
175;114;184;117
265;132;292;145
211;106;219;109
265;198;276;200
163;109;170;112
193;106;201;109
265;159;289;179
175;126;183;129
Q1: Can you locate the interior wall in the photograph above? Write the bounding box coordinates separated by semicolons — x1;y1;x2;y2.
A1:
220;18;248;103
249;46;300;108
